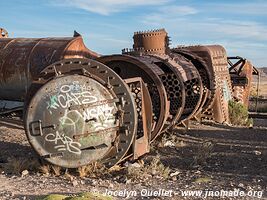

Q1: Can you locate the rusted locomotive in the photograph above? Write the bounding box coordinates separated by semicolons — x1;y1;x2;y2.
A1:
0;28;255;168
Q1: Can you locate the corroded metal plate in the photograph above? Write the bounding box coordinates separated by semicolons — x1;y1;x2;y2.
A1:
26;75;118;168
25;58;137;168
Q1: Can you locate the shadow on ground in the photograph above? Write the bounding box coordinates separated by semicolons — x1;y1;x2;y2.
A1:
151;124;267;189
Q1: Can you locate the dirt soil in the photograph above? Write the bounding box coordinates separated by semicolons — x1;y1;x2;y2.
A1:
0;116;266;200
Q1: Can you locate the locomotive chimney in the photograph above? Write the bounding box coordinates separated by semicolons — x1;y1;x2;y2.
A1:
133;29;169;55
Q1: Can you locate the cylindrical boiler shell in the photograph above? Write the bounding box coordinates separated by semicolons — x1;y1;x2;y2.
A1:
0;36;98;101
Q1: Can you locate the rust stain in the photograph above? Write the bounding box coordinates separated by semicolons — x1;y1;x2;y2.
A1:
0;28;255;168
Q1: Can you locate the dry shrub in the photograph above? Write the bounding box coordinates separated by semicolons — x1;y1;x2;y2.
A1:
51;165;62;176
3;157;40;174
192;141;214;166
39;165;51;176
127;156;170;181
77;162;108;178
228;100;253;126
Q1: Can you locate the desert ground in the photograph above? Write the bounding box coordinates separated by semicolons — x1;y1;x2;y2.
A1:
0;116;266;200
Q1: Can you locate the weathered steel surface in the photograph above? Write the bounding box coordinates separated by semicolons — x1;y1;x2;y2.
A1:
168;53;203;123
173;45;232;123
97;55;170;141
25;58;137;168
0;36;99;101
144;54;186;129
228;57;254;107
120;29;204;127
131;29;169;55
124;77;153;159
171;48;212;115
0;28;245;168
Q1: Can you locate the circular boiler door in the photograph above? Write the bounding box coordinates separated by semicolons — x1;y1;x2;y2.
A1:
25;74;119;168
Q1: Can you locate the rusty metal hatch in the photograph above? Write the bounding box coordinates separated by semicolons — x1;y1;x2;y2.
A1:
24;58;137;168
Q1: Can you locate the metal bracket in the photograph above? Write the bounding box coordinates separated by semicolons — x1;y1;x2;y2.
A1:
29;120;56;136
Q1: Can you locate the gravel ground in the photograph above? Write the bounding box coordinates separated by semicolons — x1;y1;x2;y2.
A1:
0;116;266;200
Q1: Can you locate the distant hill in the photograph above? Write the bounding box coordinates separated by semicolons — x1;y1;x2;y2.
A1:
253;67;267;82
258;67;267;76
252;67;267;97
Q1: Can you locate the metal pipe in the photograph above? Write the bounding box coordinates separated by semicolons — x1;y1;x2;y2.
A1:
0;106;23;115
255;71;261;112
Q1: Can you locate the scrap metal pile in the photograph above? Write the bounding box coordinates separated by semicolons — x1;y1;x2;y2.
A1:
0;28;255;168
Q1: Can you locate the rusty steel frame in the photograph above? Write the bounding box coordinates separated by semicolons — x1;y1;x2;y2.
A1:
173;45;233;123
171;49;213;115
137;54;186;131
228;56;259;107
168;53;204;124
124;77;152;160
97;55;170;141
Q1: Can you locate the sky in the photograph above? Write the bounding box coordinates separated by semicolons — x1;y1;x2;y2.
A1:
0;0;267;67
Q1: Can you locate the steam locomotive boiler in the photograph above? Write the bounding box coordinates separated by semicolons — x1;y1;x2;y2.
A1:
0;28;255;169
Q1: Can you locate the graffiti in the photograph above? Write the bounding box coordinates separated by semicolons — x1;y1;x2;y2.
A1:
223;80;232;101
44;82;117;155
59;104;116;132
60;109;85;134
45;131;82;155
57;91;97;108
44;103;116;155
47;95;59;111
46;83;98;113
83;104;115;125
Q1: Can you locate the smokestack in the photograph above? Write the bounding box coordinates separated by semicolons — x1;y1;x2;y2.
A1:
133;29;169;55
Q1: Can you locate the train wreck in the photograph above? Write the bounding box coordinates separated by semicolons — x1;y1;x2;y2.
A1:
0;28;257;168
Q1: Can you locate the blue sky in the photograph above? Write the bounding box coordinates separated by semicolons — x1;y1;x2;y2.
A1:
1;0;267;67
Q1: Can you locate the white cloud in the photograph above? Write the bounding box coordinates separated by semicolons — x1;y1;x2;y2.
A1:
217;40;267;67
212;20;267;41
205;2;267;16
142;13;267;67
143;13;267;42
161;5;198;15
53;0;170;15
142;5;198;25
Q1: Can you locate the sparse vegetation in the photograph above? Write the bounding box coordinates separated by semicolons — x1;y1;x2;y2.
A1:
38;192;112;200
2;157;40;174
77;162;108;178
228;100;253;126
127;156;170;181
38;194;68;200
39;165;51;176
192;142;214;166
51;165;62;176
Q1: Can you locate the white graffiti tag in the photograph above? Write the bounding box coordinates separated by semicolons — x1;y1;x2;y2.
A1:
45;131;82;155
46;83;98;113
83;104;115;129
44;81;117;154
60;109;85;134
